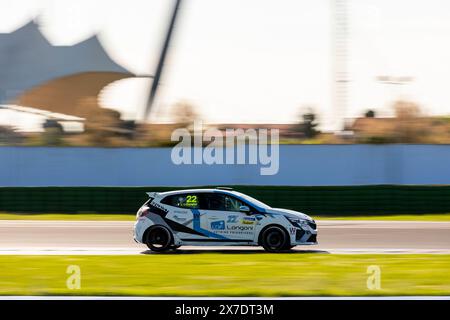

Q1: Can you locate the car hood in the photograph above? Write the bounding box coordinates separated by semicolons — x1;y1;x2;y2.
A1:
266;208;314;221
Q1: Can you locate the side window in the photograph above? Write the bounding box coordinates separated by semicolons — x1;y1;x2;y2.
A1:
161;194;199;209
200;193;247;212
201;194;226;211
223;195;245;212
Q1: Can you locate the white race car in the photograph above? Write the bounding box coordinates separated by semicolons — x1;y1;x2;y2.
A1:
134;187;317;252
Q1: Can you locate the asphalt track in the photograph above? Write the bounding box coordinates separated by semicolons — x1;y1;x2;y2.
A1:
0;220;450;255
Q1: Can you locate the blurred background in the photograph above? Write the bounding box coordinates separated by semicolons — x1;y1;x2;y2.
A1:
0;1;449;298
0;0;448;212
0;0;449;148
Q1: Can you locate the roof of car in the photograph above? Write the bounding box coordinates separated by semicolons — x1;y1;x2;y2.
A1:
158;188;237;197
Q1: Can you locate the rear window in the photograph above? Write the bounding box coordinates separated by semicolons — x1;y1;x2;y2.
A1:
161;194;199;209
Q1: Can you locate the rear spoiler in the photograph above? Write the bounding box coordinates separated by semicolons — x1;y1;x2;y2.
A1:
146;192;159;198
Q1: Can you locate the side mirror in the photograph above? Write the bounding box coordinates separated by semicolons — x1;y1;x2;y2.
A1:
239;205;250;213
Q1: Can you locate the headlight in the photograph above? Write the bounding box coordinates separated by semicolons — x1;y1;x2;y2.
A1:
287;217;308;227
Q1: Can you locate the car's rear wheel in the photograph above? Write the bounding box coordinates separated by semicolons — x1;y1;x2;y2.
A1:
145;225;173;252
260;226;289;252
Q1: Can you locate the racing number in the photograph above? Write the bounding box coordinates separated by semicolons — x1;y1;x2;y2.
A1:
185;195;198;207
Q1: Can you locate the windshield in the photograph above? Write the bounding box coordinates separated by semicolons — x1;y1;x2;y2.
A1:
232;192;272;210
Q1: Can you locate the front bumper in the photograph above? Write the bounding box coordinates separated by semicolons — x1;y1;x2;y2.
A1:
294;228;318;245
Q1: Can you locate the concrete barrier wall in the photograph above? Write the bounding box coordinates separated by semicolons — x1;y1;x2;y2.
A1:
1;145;449;186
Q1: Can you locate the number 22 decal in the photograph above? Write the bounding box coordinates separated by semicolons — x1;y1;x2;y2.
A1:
186;195;198;206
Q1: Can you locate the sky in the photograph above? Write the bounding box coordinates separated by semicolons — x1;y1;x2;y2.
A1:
0;0;449;130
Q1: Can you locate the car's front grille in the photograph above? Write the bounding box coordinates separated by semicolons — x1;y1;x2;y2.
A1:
307;221;317;230
296;229;305;241
307;234;317;243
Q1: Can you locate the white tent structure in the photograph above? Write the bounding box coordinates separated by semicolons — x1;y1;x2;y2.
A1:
0;20;133;104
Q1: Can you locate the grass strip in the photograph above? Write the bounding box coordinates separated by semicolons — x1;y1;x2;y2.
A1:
0;254;449;296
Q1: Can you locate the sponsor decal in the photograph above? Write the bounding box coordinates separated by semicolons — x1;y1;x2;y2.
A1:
151;201;169;213
289;227;297;235
227;215;238;223
242;217;255;225
211;220;226;230
173;215;187;222
227;225;253;231
184;195;198;207
175;195;199;208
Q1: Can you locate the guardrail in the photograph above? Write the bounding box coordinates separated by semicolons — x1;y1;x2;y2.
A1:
1;185;449;216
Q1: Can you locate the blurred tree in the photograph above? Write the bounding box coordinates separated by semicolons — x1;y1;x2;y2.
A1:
365;109;376;118
42;119;63;146
171;101;200;128
78;97;123;145
120;120;137;140
394;100;421;119
297;108;320;138
392;100;425;143
352;101;450;144
0;126;23;145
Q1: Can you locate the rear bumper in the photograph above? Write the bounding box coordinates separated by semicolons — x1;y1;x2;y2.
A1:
133;220;145;243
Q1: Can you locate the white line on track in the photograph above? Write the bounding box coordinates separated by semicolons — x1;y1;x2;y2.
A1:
1;247;450;255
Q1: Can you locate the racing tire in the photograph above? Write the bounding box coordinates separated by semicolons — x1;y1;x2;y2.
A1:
145;225;173;252
260;226;290;253
169;244;181;250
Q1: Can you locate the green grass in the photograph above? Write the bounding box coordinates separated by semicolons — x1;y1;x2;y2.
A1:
0;254;449;296
1;212;450;221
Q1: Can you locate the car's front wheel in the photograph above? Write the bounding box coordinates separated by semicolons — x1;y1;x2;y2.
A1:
145;225;173;252
260;226;290;253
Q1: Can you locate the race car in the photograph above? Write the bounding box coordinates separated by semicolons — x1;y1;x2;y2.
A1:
133;187;317;252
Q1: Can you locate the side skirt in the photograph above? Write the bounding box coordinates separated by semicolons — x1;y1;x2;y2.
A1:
179;239;257;246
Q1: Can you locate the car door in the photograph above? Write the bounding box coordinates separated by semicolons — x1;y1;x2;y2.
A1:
199;193;256;241
161;193;202;240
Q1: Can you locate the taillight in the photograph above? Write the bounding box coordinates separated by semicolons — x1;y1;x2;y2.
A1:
141;207;150;217
136;206;150;219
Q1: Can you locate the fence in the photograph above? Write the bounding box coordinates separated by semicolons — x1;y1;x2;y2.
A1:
1;185;449;215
